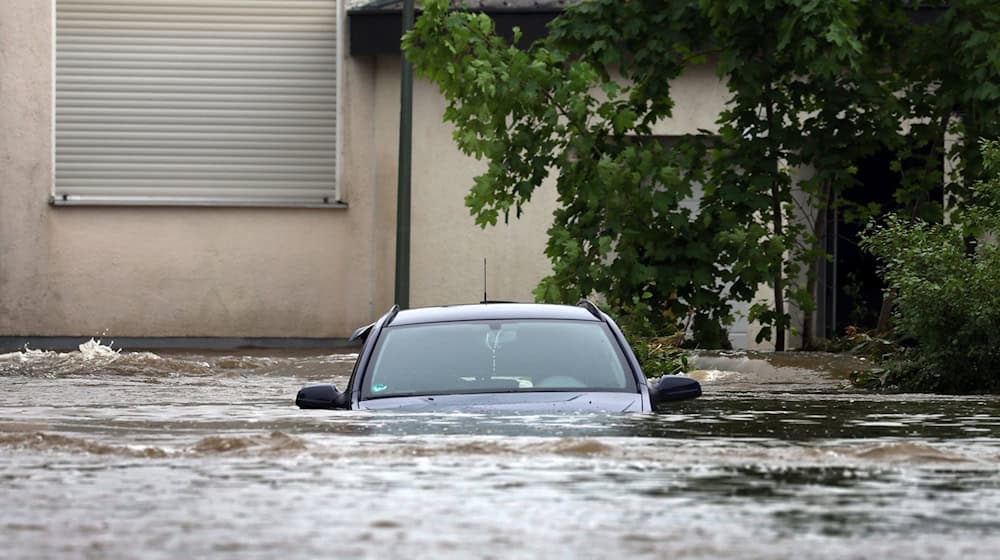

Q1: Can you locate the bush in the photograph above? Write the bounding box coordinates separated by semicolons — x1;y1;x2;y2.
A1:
607;297;690;379
629;337;690;379
859;140;1000;392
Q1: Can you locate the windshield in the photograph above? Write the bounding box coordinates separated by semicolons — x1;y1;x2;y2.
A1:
362;319;637;399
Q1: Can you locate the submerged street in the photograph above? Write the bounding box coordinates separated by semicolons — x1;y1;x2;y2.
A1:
2;342;999;559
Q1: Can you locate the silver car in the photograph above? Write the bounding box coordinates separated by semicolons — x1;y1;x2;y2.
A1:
296;301;701;413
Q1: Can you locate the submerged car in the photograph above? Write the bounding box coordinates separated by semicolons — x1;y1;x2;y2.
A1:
296;301;701;413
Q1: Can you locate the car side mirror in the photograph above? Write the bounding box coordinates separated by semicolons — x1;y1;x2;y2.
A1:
651;375;702;405
296;384;347;409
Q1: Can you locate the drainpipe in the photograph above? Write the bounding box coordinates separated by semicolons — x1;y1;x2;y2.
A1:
394;0;415;309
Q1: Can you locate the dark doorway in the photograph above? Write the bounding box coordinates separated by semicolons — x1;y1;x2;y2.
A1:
822;144;943;338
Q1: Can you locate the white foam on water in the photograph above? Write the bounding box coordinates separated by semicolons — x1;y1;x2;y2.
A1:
77;338;122;360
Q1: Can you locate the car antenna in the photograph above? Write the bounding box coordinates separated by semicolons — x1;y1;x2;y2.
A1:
483;257;488;303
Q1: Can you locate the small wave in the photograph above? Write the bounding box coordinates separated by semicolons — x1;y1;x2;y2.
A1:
0;430;309;458
852;442;971;463
0;339;213;378
347;437;621;460
529;438;617;456
215;356;266;370
191;431;307;455
0;432;167;458
77;338;123;360
1;341;356;379
686;369;738;383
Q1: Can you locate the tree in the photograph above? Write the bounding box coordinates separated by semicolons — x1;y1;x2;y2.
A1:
404;0;1000;349
404;0;725;333
690;0;908;349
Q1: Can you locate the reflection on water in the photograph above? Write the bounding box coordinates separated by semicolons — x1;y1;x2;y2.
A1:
1;342;999;558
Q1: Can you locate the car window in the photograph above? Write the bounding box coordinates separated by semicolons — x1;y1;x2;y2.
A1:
362;320;636;398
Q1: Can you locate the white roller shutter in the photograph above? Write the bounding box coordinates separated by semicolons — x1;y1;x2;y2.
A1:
54;0;341;207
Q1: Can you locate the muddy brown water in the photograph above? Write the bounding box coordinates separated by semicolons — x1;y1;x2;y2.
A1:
2;342;999;559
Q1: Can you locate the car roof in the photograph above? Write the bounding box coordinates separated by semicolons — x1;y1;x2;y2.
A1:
388;303;601;326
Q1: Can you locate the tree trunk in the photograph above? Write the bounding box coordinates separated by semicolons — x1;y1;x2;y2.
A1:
876;291;894;334
771;180;785;352
765;100;785;351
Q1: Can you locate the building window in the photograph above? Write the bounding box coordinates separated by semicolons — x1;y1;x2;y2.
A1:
54;0;341;207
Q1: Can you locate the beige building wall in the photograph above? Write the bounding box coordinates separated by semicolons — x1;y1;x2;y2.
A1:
650;61;730;136
1;0;378;339
371;55;560;312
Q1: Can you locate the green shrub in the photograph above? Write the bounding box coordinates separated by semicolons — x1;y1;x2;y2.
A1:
629;336;690;379
859;140;1000;392
606;296;690;379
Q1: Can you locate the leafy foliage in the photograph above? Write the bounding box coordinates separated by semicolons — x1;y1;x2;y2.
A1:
404;0;726;333
630;337;690;380
404;0;1000;350
608;303;690;379
859;140;1000;392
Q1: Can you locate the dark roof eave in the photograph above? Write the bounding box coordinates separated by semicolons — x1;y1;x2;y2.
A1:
348;0;572;13
347;5;566;14
348;5;948;57
347;7;561;55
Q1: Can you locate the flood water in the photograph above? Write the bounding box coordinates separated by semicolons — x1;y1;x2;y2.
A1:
2;342;999;559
